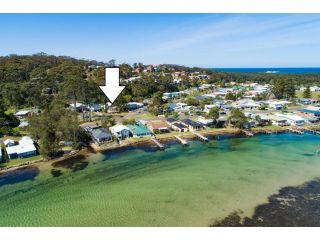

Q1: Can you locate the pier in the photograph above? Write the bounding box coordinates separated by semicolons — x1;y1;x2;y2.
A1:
193;132;209;142
242;130;254;137
287;128;304;135
298;127;320;135
174;135;188;145
151;138;165;150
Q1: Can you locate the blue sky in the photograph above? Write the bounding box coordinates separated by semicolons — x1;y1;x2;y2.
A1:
1;14;320;67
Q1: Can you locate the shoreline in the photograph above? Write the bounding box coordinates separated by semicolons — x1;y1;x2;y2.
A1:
0;126;288;175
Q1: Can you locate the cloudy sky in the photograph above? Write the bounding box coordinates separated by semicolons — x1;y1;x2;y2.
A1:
1;14;320;67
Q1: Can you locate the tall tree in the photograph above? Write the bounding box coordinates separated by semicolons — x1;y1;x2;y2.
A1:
228;108;248;129
303;86;311;98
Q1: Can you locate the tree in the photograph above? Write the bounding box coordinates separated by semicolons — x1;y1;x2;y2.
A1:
207;106;219;120
303;86;311;98
28;105;82;158
63;75;86;110
228;108;248;129
225;92;237;101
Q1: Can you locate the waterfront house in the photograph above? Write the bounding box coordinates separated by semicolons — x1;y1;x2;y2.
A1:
275;113;305;126
197;116;214;126
182;119;203;131
110;125;130;140
268;115;289;126
126;121;152;138
5;136;37;160
91;128;113;144
171;122;188;132
146;120;170;134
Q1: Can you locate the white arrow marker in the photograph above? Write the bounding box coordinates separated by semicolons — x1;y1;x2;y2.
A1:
99;67;125;104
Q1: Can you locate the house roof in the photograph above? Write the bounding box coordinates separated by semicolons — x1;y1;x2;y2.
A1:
4;139;15;146
110;125;129;133
147;121;169;130
182;119;203;128
166;118;177;123
126;124;151;135
173;122;187;129
92;128;112;139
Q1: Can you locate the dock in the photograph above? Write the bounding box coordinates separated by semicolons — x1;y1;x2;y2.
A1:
298;127;320;135
242;130;254;137
174;135;188;145
151;138;165;150
287;128;304;135
193;132;209;142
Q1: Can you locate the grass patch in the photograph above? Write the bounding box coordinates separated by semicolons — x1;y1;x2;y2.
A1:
0;155;42;168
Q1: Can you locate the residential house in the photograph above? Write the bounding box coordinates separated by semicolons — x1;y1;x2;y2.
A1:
147;120;170;134
234;99;260;110
91;128;113;144
88;103;104;112
275;113;305;126
127;102;144;111
268;115;289;126
14;109;38;119
126;121;152;138
182;119;203;131
168;103;191;113
110;125;130;140
5;136;37;160
162;92;180;99
69;102;87;112
197;116;214;126
171;122;188;132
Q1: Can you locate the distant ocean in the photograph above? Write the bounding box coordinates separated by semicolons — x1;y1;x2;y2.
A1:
209;68;320;74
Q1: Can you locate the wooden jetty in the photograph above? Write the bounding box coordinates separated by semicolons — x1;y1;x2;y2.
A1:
242;130;254;137
174;135;188;145
264;130;273;134
299;127;320;135
151;138;165;149
193;132;209;142
287;128;304;135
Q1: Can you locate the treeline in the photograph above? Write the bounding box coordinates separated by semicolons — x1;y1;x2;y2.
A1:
1;54;320;111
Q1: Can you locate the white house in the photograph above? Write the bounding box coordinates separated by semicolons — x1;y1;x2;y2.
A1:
110;125;130;140
266;100;291;110
6;136;37;160
197;116;214;126
275;113;305;126
268;115;289;126
234;99;260;109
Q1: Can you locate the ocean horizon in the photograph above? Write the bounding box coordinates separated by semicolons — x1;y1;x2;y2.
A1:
209;67;320;74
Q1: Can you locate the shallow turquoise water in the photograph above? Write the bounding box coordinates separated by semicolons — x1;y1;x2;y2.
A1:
0;133;320;226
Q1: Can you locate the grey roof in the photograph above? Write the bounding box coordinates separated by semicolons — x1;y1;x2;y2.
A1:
92;128;112;139
182;119;203;128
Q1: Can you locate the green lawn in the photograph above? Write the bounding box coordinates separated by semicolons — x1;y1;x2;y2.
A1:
0;155;42;168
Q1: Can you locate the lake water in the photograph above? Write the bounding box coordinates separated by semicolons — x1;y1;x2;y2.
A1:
210;67;320;74
1;133;320;226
